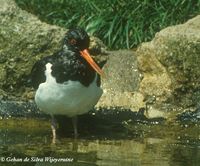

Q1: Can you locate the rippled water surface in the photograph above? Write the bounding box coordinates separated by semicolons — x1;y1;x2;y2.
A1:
0;118;200;166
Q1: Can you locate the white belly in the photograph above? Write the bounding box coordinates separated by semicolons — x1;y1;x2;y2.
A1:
35;63;103;117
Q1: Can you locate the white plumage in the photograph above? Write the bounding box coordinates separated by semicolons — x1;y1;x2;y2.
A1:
35;63;103;117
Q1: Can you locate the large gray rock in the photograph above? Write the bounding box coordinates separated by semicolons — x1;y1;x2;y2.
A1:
136;15;200;109
0;0;64;98
97;50;145;111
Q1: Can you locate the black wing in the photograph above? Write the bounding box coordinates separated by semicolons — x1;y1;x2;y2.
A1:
30;56;54;89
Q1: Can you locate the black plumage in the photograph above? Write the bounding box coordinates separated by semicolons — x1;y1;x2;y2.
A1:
30;27;100;89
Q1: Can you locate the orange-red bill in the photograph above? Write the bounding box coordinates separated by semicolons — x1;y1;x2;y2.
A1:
80;49;104;76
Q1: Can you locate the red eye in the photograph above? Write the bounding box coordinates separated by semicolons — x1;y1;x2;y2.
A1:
70;39;77;45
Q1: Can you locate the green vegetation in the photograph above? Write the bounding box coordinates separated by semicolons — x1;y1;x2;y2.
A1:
15;0;200;49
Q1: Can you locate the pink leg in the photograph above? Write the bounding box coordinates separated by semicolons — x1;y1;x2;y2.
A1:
51;116;57;144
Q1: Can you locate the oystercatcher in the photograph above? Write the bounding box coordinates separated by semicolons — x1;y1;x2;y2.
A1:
31;27;103;141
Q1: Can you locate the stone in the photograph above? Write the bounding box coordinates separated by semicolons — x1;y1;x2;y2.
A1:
97;50;145;111
137;44;172;102
136;15;200;109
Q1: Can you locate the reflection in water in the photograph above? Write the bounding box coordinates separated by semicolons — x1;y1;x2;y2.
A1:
0;119;200;166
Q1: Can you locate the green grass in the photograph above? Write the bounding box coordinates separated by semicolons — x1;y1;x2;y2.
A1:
15;0;200;49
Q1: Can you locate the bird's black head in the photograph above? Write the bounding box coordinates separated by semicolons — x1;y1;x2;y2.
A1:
64;27;90;51
63;27;103;76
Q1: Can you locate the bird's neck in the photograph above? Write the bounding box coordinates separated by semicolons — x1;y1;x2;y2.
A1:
59;44;81;62
62;44;78;54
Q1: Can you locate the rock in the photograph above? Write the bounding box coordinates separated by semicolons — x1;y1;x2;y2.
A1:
137;44;172;102
0;0;64;99
176;107;200;123
0;0;106;100
96;50;145;111
0;100;47;118
136;15;200;109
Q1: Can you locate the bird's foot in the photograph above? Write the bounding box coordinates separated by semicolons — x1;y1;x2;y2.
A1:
51;128;57;144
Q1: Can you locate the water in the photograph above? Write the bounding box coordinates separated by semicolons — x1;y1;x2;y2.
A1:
0;118;200;166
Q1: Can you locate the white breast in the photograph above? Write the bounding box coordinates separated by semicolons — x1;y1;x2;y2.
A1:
35;63;103;117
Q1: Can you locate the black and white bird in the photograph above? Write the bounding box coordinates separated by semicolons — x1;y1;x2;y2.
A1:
30;27;103;141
